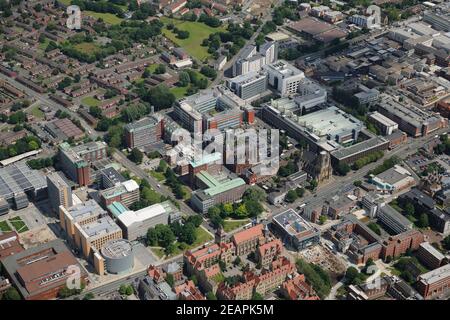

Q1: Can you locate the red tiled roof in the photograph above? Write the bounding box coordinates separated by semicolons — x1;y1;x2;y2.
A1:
232;224;263;245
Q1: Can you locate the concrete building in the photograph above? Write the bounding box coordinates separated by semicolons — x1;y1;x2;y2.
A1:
59;199;123;274
58;141;107;186
263;60;305;96
417;264;450;299
124;116;164;149
417;242;446;270
190;174;246;214
115;200;181;241
423;10;450;32
376;95;447;137
232;42;277;77
0;161;47;210
369;111;398;136
271;209;320;250
226;71;268;100
46;171;72;213
377;204;413;235
101;239;134;274
348;14;378;29
0;231;24;260
294;80;327;112
1;239;87;300
368;165;415;194
99;179;140;208
97;167;126;189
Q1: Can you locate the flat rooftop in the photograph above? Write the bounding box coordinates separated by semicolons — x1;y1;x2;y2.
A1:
272;208;316;237
419;264;450;285
0;161;47;201
296;106;363;138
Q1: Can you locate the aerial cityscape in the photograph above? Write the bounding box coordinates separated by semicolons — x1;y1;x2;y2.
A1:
1;0;450;303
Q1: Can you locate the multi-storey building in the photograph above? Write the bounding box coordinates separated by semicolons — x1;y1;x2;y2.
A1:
255;238;282;269
58;141;107;186
226;71;268;100
263;60;305;96
417;264;450;299
59;199;123;274
124;116;164;149
99;179;140;208
1;239;87;300
46;172;73;213
231;224;264;256
113;200;181;241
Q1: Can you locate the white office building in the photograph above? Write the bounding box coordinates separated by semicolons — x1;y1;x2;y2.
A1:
263;60;305;96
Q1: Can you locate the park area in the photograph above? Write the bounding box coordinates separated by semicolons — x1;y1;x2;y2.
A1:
161;17;226;61
8;216;29;233
151;226;213;259
81;96;101;107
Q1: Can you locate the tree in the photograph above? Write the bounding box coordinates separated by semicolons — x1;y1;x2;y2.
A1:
186;215;203;228
235;203;248;219
145;85;175;111
156;159;168;173
243;187;266;202
179;222;197;245
308;179;318;191
353;180;362;187
285;190;298;203
368;222;381;236
166;273;175;287
344;267;359;285
206;292;217;300
128;148;143;164
28;140;39;150
404;203;415;216
319;215;327;225
2;287;21;300
89;106;102;118
155;64;166;74
252;292;264;300
233;256;241;266
418;213;429;228
179;71;190;87
295;187;305;198
336;163;350;176
443;235;450;250
83;292;94;300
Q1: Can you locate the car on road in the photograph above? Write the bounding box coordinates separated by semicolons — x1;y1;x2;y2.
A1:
157;184;161;188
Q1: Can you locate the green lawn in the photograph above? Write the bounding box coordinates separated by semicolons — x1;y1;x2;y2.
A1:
8;217;29;233
146;64;159;73
39;38;50;51
58;0;71;5
84;11;123;25
161;17;226;61
151;247;166;259
223;219;250;232
182;186;191;201
188;226;213;249
0;220;12;232
30;105;44;119
81;96;101;107
170;86;189;99
149;170;165;182
74;42;101;54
